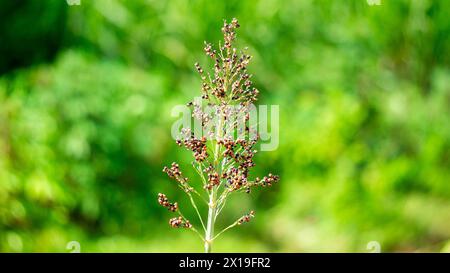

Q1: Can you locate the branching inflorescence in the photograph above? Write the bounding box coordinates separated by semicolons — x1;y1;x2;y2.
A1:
158;18;279;253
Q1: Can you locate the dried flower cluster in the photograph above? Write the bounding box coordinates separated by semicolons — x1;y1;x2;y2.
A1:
158;19;279;253
158;193;178;212
237;210;255;225
162;162;192;192
169;216;192;229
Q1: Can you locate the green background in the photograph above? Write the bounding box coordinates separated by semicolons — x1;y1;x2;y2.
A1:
0;0;449;252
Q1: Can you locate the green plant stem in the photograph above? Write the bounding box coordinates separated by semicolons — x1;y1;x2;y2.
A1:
212;221;238;241
187;193;207;232
204;45;232;253
204;189;216;253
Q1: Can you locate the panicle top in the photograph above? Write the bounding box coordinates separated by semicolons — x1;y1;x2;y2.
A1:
194;18;259;105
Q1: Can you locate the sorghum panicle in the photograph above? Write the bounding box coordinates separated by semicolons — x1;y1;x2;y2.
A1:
158;18;279;252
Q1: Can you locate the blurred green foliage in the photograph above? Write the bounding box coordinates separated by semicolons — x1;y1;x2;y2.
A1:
0;0;449;252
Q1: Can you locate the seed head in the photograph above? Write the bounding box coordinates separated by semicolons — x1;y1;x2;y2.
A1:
169;216;192;229
158;19;279;245
238;210;255;225
158;193;179;212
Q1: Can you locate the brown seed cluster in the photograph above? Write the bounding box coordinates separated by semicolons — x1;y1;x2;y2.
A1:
176;136;209;162
162;162;193;192
194;62;204;75
204;42;216;59
255;173;280;187
158;193;178;212
204;172;220;190
217;138;260;192
169;216;192;229
237;210;255;225
223;167;246;190
163;162;183;179
219;138;236;159
222;18;240;49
